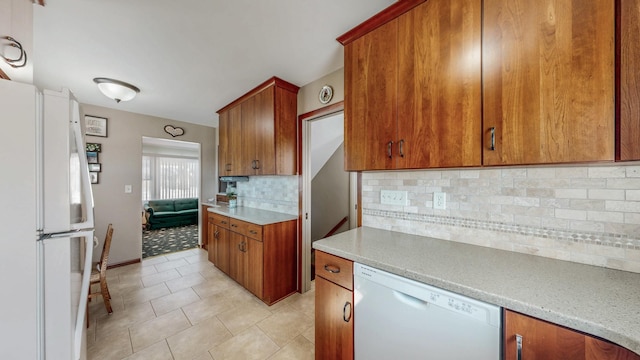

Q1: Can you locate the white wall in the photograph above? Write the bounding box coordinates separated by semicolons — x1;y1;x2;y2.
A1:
0;0;34;83
81;104;217;265
363;165;640;274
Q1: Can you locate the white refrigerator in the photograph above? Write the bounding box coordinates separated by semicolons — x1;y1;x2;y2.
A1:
0;79;95;360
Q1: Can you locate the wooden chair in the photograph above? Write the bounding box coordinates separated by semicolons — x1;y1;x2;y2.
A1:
88;224;114;315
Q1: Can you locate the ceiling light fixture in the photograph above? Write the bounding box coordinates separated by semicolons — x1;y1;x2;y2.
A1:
93;77;140;103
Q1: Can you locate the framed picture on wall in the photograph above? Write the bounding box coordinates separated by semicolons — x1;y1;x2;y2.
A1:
85;115;108;137
86;151;98;164
86;143;102;152
89;172;99;184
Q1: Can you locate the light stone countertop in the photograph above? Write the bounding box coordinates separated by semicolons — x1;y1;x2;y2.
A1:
205;205;297;225
313;226;640;355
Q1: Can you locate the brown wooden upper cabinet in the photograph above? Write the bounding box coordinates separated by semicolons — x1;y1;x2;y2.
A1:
341;0;617;170
618;0;640;161
483;0;614;165
217;77;299;176
340;0;482;171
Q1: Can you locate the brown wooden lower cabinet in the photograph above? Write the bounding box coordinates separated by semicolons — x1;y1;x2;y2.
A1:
315;251;354;360
207;212;296;305
201;205;210;249
504;310;640;360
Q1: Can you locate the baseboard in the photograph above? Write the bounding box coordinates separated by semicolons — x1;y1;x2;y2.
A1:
107;258;141;269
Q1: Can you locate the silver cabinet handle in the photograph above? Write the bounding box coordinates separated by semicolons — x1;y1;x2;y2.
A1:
387;140;394;158
255;159;260;169
231;224;238;228
221;221;228;225
324;264;340;273
226;163;231;171
343;302;352;322
490;127;496;151
249;230;257;235
516;334;522;360
399;139;405;158
214;230;219;239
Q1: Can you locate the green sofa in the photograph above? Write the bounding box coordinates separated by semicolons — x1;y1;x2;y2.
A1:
144;198;198;230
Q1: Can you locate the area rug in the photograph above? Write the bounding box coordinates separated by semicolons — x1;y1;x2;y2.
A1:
142;224;199;258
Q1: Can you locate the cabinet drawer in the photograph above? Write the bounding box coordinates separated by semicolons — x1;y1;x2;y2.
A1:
315;251;353;290
210;213;230;229
245;223;263;241
229;218;250;236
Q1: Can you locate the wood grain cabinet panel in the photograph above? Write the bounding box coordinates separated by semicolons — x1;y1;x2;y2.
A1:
344;18;398;171
217;77;299;176
218;105;243;176
315;263;354;360
619;0;640;160
504;310;640;360
483;0;614;165
396;0;482;168
343;0;482;171
206;215;296;305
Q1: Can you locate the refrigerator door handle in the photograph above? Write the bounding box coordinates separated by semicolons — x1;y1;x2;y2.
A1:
74;231;94;360
70;101;94;231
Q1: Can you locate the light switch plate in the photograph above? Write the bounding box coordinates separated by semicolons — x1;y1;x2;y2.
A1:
125;185;132;193
381;190;408;206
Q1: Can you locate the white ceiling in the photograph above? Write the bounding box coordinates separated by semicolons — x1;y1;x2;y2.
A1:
32;0;394;128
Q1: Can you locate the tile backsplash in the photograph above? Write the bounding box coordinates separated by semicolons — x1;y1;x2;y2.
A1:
362;164;640;274
236;176;298;215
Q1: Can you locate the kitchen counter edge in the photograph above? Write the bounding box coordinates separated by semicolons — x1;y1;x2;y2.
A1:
204;205;297;225
313;226;640;355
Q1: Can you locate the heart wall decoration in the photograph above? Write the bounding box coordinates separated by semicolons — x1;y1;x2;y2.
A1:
164;125;185;137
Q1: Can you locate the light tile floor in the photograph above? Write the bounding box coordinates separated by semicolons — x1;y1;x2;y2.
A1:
87;248;315;360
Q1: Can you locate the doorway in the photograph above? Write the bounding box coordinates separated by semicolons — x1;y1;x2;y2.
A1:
141;137;201;258
300;103;357;292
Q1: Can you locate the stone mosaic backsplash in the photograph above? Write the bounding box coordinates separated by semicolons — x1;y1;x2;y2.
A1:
236;175;298;215
362;164;640;273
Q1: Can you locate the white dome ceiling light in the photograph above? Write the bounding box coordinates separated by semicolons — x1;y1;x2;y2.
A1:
93;77;140;103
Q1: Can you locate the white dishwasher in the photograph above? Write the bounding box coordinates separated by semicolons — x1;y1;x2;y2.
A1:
354;263;502;360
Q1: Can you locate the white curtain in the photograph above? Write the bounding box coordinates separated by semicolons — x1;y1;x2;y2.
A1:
142;155;199;201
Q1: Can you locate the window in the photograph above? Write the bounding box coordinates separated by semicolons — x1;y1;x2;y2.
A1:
142;155;199;201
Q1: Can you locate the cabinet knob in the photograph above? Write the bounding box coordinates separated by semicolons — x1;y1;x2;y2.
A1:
323;264;341;274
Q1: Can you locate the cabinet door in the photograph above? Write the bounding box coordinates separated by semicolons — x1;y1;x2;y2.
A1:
245;237;263;298
397;0;482;169
227;105;243;175
228;231;245;285
483;0;614;165
240;97;257;175
504;310;640;360
215;226;230;275
344;19;398;171
315;276;353;360
619;0;640;160
207;219;215;263
218;111;230;176
254;86;276;175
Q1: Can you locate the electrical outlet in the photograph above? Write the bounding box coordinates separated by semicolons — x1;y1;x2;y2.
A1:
125;185;132;193
433;192;446;209
380;190;408;206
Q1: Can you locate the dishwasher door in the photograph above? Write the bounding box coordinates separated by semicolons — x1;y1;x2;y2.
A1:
354;263;501;360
